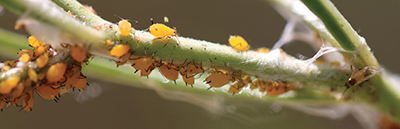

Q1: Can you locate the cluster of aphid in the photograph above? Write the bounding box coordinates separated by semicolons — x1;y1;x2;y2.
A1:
0;36;89;111
0;12;375;112
110;18;300;96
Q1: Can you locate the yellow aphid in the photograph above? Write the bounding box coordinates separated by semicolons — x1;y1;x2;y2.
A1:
67;11;73;15
34;46;46;57
3;66;10;71
164;16;169;23
22;89;34;112
28;68;38;82
148;23;177;38
35;84;60;100
46;63;67;83
28;36;44;48
205;70;235;88
0;76;21;94
21;53;30;62
255;47;270;53
70;44;87;62
229;35;250;51
158;62;179;81
118;20;132;36
110;44;131;58
18;49;34;57
36;54;49;68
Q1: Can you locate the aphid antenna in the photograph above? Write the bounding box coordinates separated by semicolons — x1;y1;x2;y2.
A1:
339;87;349;101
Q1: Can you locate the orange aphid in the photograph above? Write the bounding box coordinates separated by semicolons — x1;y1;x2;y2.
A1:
74;75;87;90
35;84;60;100
0;76;21;94
11;83;25;102
46;63;67;83
4;60;17;68
114;51;131;66
228;76;251;94
148;23;177;38
20;53;31;62
0;99;5;111
22;89;34;112
110;44;131;58
64;66;82;90
180;70;195;86
131;57;154;72
70;44;87;62
105;40;113;45
158;62;179;81
267;84;298;97
36;54;49;68
118;20;132;36
229;35;250;51
205;70;235;88
28;68;38;82
140;64;156;77
28;36;44;48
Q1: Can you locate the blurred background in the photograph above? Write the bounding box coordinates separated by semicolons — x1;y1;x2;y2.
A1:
0;0;399;128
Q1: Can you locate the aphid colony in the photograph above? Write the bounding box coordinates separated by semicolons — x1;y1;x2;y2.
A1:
108;25;299;97
0;36;89;111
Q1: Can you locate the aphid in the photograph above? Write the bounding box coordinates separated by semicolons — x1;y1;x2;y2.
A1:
46;63;67;83
105;40;113;45
341;66;379;100
148;19;180;45
34;45;47;57
228;35;250;51
0;76;21;94
180;69;195;86
140;63;157;77
0;99;5;111
18;49;34;57
164;16;169;23
20;53;31;62
110;44;131;58
118;19;132;36
131;57;154;72
35;84;60;100
228;76;251;95
114;51;131;66
255;47;270;53
22;89;34;112
28;36;44;48
267;84;298;97
74;74;88;90
36;54;49;68
158;62;179;82
28;68;38;82
84;5;97;15
205;70;235;89
70;44;87;62
148;23;177;38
